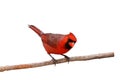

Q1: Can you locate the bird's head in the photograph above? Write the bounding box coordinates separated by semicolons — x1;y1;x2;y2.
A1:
65;32;77;49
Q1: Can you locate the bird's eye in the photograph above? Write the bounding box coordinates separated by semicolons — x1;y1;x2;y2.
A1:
68;39;76;43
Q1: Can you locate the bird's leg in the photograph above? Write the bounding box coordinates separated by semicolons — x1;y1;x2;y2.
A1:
61;54;70;63
48;54;57;65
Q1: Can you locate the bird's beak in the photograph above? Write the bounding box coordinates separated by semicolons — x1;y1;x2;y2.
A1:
69;42;75;47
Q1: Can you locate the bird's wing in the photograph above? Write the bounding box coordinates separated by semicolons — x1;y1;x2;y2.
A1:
41;33;65;48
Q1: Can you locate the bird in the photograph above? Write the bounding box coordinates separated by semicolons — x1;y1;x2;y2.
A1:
29;25;77;64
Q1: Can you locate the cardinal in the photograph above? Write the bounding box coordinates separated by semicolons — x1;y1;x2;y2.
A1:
29;25;77;64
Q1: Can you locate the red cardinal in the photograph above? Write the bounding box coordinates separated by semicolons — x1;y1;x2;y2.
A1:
29;25;77;64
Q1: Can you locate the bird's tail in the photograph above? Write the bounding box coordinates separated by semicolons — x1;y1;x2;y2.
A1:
29;25;44;37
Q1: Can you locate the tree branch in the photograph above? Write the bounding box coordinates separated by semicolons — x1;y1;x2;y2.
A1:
0;52;114;72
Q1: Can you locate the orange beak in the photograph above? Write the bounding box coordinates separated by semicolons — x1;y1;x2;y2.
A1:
69;42;75;48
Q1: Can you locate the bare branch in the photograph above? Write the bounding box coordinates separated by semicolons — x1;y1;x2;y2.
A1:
0;52;114;72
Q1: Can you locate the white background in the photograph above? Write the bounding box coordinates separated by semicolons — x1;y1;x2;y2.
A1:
0;0;120;80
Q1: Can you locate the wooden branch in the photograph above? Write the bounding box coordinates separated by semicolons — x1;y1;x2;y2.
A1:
0;52;114;72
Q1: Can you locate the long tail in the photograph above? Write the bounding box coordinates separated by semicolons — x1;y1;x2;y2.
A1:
29;25;44;37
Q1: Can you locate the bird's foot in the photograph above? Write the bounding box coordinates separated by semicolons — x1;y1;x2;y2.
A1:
48;54;57;65
61;55;70;63
51;58;57;66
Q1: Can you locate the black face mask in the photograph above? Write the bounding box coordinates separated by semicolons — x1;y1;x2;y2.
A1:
65;38;76;50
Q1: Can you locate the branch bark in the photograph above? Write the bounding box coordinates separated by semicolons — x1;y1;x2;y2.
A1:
0;52;114;72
